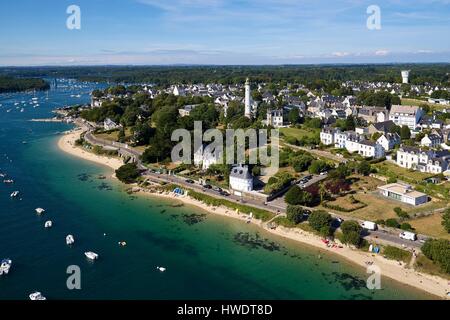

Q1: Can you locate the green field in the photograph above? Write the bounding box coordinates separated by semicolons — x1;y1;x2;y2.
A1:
280;127;320;140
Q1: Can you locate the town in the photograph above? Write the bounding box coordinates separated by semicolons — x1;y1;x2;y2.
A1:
50;66;450;289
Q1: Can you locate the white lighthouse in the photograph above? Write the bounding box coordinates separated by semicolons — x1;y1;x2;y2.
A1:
401;70;410;84
244;78;252;118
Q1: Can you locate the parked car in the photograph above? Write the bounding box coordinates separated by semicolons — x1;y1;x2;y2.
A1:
203;184;212;189
399;231;417;241
361;221;377;231
185;179;195;184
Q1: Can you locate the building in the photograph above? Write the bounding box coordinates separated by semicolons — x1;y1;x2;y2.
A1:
401;70;410;84
320;127;337;146
389;105;424;130
266;109;284;128
368;120;397;135
357;106;389;124
193;145;221;170
396;146;450;174
421;134;443;148
229;165;253;195
178;104;198;117
377;133;401;151
378;183;428;206
357;140;385;159
104;118;120;131
244;78;254;118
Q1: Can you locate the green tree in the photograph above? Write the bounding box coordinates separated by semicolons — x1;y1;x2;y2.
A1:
284;186;313;206
286;205;308;224
442;209;450;233
357;161;372;176
340;220;363;247
115;163;140;184
421;239;450;274
308;210;332;232
288;108;301;124
400;125;411;140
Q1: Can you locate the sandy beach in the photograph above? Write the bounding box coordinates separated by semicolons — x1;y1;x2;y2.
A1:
57;130;450;300
58;128;123;171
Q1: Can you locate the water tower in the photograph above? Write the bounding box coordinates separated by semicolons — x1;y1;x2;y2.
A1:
401;70;410;84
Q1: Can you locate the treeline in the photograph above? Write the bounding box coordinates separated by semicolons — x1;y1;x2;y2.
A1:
0;76;49;93
1;64;449;86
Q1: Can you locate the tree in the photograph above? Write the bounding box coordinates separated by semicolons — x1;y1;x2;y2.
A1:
284;186;313;206
286;205;309;224
400;125;411;140
115;163;140;184
421;239;450;274
442;210;450;233
309;160;331;174
386;218;400;228
308;210;332;232
357;161;372;176
288;108;301;124
340;220;363;246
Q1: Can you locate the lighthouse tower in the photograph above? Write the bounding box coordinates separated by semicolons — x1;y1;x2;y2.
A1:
401;70;410;84
244;78;252;118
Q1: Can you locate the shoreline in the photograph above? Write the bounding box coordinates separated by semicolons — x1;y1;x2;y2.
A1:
57;130;450;299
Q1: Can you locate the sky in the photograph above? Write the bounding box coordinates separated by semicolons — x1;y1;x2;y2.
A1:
0;0;449;66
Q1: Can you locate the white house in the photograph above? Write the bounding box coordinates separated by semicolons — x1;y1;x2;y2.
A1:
420;134;443;148
396;146;450;174
173;86;186;97
266;109;284;128
389;105;424;130
377;133;401;151
378;183;428;206
320;127;337;146
194;145;221;170
229;165;253;195
104;118;120;131
357;140;385;159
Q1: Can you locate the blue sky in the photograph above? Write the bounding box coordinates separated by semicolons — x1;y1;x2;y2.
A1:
0;0;449;65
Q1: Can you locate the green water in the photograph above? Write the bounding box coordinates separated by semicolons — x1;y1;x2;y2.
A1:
0;83;433;299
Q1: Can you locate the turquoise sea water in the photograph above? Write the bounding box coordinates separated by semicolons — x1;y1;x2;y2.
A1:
0;81;433;300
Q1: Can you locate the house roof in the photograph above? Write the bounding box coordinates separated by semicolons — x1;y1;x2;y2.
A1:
230;166;253;180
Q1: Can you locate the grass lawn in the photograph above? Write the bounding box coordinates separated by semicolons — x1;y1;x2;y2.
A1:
374;161;434;182
401;98;447;110
322;188;447;222
95;128;133;142
414;255;450;280
280;127;319;140
409;212;450;240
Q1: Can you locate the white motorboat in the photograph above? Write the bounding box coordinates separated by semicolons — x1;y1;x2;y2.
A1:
3;179;14;184
84;251;99;260
35;208;45;214
0;259;12;275
29;292;46;300
10;191;19;198
156;266;166;272
66;234;75;245
118;241;127;247
44;220;53;228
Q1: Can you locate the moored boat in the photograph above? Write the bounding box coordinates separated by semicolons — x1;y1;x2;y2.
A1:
35;208;45;214
0;259;12;275
66;234;75;245
29;292;46;300
84;251;98;260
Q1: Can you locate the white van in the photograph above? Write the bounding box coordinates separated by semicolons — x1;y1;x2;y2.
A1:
361;221;377;231
399;231;417;241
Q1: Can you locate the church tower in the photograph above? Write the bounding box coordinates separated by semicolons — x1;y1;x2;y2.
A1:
244;78;252;118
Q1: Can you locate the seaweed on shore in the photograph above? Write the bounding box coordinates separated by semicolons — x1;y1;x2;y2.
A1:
328;272;367;291
233;232;281;252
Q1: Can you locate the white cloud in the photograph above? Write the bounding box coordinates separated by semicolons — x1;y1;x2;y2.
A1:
375;50;389;56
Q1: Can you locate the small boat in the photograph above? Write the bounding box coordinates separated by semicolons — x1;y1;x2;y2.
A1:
10;191;19;198
44;221;53;228
84;251;99;260
66;234;75;245
35;208;45;214
156;266;166;272
0;259;12;275
118;241;127;247
29;292;46;300
3;179;14;184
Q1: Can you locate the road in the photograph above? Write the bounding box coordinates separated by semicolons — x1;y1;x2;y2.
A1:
76;118;425;250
